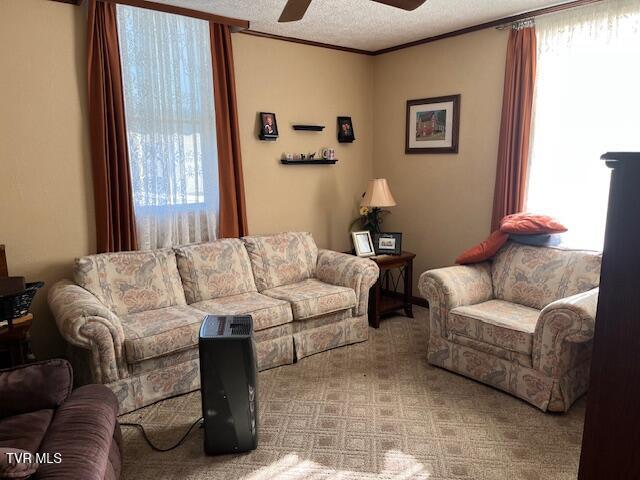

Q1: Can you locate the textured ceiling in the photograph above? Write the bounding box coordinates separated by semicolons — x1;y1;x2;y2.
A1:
151;0;574;51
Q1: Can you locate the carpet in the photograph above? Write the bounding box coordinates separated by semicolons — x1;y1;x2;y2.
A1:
120;307;585;480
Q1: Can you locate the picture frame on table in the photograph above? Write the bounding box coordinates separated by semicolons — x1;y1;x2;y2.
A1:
351;231;375;257
373;232;402;255
406;94;460;154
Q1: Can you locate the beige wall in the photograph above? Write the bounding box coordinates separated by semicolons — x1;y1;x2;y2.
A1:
372;29;508;292
0;1;507;357
0;0;94;358
0;4;374;358
232;34;374;251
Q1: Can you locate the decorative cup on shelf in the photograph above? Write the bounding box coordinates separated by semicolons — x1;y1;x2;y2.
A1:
293;153;302;161
284;153;293;161
322;148;336;160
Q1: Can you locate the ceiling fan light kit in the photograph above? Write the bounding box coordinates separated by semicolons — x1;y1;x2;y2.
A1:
278;0;427;23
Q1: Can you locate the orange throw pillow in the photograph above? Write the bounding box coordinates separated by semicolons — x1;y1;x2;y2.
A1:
455;230;509;265
499;213;567;234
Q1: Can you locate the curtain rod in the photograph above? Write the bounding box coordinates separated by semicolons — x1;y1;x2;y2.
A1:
494;0;603;31
78;0;250;31
496;18;535;31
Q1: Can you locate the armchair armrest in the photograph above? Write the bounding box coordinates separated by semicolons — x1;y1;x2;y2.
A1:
533;288;599;376
418;263;493;338
0;359;72;418
316;249;380;316
48;280;127;384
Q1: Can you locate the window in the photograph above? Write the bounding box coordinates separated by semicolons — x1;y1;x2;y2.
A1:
117;5;219;249
525;0;640;251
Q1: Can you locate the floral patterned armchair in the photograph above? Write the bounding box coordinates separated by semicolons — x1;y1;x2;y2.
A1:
419;241;601;412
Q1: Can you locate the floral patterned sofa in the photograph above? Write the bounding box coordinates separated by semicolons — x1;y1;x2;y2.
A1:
49;232;379;414
419;241;601;412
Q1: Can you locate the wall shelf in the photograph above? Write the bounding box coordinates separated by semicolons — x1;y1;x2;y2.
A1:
292;125;325;131
281;159;338;165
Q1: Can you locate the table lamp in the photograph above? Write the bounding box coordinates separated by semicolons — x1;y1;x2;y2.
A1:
360;178;397;233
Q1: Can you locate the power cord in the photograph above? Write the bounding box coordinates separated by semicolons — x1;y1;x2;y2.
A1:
121;416;203;452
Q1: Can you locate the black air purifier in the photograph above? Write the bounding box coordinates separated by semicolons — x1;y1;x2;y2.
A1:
199;315;257;455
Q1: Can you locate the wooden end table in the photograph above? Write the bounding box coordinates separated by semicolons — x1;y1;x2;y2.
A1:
368;251;416;328
0;314;35;368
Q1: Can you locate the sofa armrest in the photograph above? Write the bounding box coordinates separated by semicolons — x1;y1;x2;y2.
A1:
36;384;119;480
316;249;380;316
0;359;73;419
418;263;493;338
533;288;599;376
48;280;127;384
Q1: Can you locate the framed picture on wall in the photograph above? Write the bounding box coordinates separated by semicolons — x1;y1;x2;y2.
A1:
405;94;460;154
337;116;355;143
258;112;279;140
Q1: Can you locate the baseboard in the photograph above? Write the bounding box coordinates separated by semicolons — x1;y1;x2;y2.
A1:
412;296;428;308
381;289;428;308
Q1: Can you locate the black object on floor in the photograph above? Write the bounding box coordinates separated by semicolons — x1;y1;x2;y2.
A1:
120;417;203;452
199;315;258;455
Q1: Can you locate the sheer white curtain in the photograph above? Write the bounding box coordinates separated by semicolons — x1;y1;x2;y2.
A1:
117;6;219;250
526;0;640;251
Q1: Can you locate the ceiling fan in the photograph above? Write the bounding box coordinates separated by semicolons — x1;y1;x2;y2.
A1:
278;0;427;23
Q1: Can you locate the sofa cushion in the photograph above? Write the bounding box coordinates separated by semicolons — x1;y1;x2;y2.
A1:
263;279;357;321
455;230;509;265
499;213;567;234
35;385;118;480
0;447;39;479
129;348;200;376
449;300;540;356
191;292;292;332
174;239;257;303
491;242;602;310
0;359;72;419
0;409;54;453
120;305;206;363
74;249;186;316
242;232;318;291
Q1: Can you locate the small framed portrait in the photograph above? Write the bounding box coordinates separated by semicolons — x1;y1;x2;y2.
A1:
373;232;402;255
351;231;375;257
406;94;460;154
337;116;355;143
259;112;278;140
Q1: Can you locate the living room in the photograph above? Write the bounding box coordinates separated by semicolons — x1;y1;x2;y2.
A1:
1;0;639;478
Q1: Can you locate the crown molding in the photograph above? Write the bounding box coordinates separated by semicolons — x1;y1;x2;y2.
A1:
50;0;602;55
48;0;250;30
372;0;602;55
243;0;602;56
239;30;374;56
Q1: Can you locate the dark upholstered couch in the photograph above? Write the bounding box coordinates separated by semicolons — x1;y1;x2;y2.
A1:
0;359;121;479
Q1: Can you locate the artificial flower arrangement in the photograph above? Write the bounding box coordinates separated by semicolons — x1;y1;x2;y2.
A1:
349;206;391;234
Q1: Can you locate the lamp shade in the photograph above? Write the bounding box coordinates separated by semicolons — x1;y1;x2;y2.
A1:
360;178;397;208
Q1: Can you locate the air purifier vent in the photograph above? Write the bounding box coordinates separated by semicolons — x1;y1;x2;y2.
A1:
200;315;252;338
230;320;251;336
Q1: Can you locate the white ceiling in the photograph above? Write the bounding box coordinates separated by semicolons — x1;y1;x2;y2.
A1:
154;0;574;52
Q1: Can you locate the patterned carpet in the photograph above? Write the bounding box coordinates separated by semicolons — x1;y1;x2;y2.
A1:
120;307;586;480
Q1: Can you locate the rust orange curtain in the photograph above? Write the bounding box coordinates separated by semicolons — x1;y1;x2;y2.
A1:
87;0;137;252
210;23;248;238
491;26;537;231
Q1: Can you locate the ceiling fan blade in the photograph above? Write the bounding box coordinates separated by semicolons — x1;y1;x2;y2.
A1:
278;0;313;22
370;0;427;11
